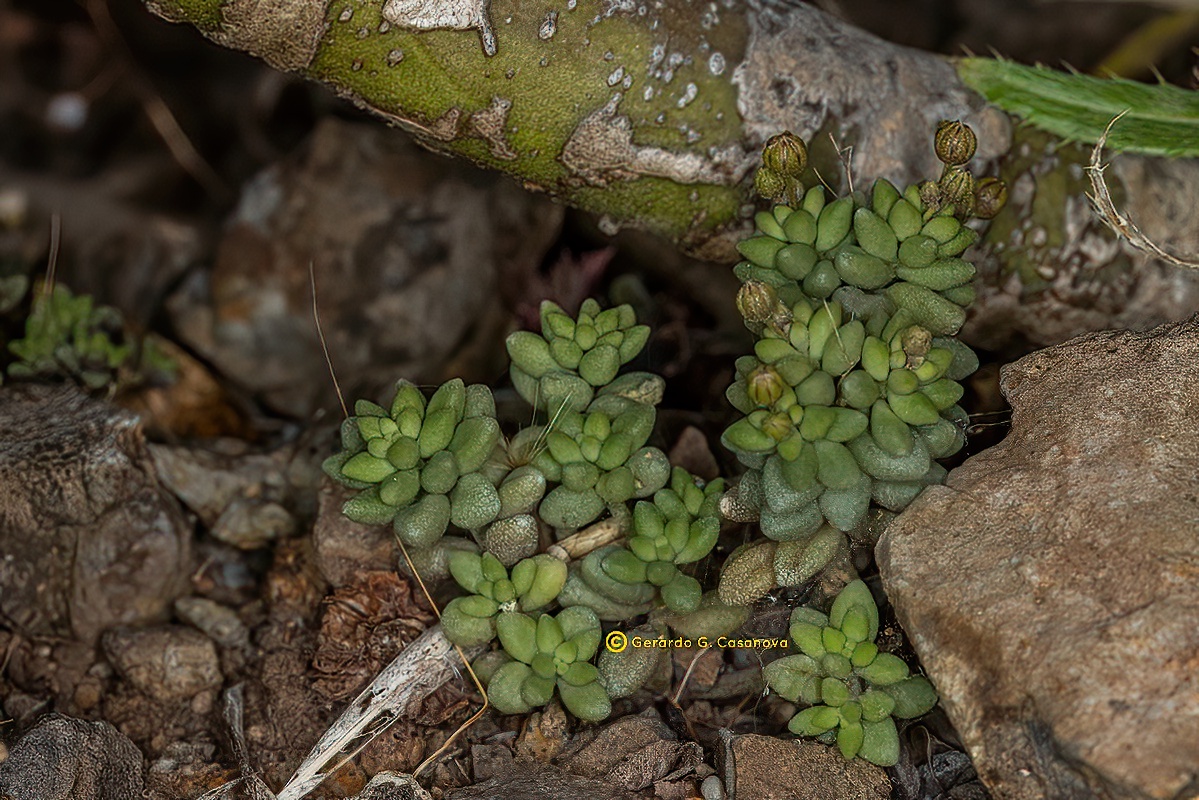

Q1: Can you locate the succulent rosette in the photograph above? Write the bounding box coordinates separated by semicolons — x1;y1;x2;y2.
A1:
764;580;937;766
481;606;610;721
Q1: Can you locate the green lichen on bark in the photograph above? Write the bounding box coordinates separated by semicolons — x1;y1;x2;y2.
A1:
300;0;752;241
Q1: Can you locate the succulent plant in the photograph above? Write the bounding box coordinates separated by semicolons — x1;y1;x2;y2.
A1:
482;606;611;721
322;378;504;547
763;580;937;766
6;283;174;390
623;467;725;613
507;298;651;413
509;304;671;533
720;123;997;594
555;468;723;617
440;551;567;647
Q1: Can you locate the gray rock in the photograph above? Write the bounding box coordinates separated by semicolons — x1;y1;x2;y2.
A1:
174;596;250;650
447;765;639;800
878;317;1199;800
102;626;222;703
353;773;433;800
0;713;144;800
210;496;297;549
0;386;191;644
716;732;890;800
168;117;563;417
149;441;309;529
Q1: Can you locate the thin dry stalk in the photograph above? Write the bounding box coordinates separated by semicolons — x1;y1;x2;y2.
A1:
547;515;628;561
1086;113;1199;269
275;626;485;800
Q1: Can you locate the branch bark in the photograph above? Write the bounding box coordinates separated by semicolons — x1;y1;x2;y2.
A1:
145;0;1199;350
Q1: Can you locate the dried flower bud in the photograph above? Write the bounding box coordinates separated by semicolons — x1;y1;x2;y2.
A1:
917;180;941;213
754;167;787;201
900;325;932;368
760;412;793;441
938;167;976;217
934;120;977;166
973;177;1008;220
762;131;808;179
746;365;786;407
737;280;780;324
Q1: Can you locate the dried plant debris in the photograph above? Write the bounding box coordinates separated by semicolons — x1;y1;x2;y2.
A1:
1086;113;1199;269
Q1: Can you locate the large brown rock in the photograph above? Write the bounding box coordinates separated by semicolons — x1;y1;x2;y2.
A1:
878;317;1199;800
168;117;563;418
0;386;191;644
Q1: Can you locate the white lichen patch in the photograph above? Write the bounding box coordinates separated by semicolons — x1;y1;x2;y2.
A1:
382;0;498;56
538;10;558;40
467;96;518;160
559;93;750;186
677;82;698;108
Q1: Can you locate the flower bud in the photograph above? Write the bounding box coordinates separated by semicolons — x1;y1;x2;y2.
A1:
746;364;786;407
754;167;787;201
760;412;793;441
762;131;808;178
934;120;977;166
900;325;932;369
973;176;1008;220
736;280;780;324
938;167;976;217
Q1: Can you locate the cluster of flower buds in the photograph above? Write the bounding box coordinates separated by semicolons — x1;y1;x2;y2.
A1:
763;581;937;766
473;606;611;721
921;120;1009;219
754;131;809;206
719;123;996;602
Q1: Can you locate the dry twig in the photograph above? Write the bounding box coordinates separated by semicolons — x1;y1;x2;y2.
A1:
1086;112;1199;269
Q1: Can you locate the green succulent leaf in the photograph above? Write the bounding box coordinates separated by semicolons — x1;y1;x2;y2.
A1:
487;661;534;715
496;612;538;665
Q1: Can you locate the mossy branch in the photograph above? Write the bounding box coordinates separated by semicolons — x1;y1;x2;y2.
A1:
141;0;1004;260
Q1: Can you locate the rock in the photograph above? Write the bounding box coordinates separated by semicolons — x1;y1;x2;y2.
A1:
174;597;250;650
352;773;433;800
716;732;890;800
470;744;515;782
102;626;222;703
210;497;297;549
447;765;638;800
560;711;704;793
313;478;397;587
168;117;563;417
878;317;1199;800
149;440;317;530
0;713;145;800
0;385;191;644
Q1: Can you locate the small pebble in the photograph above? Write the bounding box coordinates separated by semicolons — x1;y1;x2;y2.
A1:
701;775;726;800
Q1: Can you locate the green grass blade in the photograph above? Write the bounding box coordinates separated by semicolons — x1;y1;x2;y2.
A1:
956;58;1199;157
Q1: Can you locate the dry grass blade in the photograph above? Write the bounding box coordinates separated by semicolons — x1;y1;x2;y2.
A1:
1085;112;1199;268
